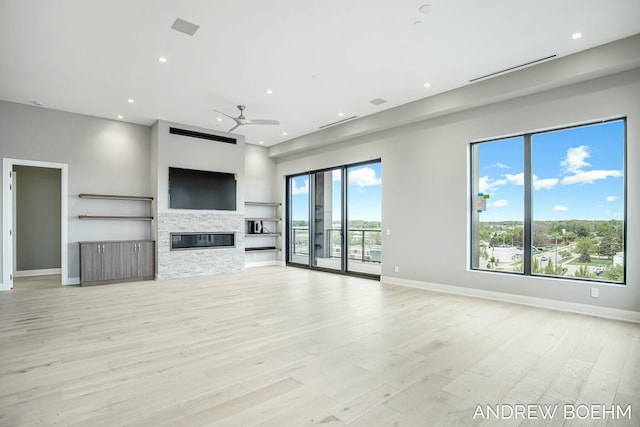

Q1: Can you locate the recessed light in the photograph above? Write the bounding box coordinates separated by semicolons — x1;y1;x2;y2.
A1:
572;32;582;40
117;115;124;119
265;89;273;94
423;82;431;88
419;4;432;14
338;112;344;117
158;56;167;63
282;132;287;136
127;98;135;103
259;141;264;145
217;117;223;122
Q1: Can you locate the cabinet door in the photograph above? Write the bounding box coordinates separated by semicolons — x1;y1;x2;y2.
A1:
136;241;155;279
101;242;125;281
120;242;138;280
80;243;103;283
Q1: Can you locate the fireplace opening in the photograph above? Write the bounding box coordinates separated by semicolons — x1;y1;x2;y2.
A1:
171;232;235;250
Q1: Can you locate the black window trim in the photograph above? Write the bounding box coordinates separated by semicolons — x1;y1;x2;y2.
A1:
469;117;627;285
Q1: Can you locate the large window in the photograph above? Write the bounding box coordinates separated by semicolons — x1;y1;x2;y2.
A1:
471;119;626;284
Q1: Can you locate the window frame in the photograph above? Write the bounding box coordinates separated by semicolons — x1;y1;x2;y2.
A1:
469;117;627;285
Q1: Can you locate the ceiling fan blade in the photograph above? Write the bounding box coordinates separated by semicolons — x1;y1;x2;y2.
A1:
244;119;279;125
228;124;240;132
213;109;235;119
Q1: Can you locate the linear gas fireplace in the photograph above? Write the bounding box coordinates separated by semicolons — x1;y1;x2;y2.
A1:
170;232;236;251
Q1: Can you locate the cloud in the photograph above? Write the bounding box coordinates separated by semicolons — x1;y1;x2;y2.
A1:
478;176;507;194
505;173;524;186
291;178;309;195
605;196;618;202
491;199;509;207
348;167;381;186
553;205;569;211
561;145;591;174
504;173;558;190
332;170;341;181
561;169;622;185
494;162;510;169
533;177;559;190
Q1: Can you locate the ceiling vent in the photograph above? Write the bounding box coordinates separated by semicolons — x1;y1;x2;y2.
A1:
169;127;236;144
171;18;200;36
319;116;358;129
369;98;387;106
469;54;557;83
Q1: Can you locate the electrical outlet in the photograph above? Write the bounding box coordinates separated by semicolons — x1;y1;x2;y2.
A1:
386;229;391;236
590;288;599;298
394;265;399;273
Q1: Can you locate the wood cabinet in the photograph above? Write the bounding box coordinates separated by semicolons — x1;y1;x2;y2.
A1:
79;240;155;286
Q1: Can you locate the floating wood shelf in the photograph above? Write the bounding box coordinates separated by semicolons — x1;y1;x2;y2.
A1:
245;217;281;222
79;193;154;201
245;248;280;253
245;201;281;207
79;215;154;221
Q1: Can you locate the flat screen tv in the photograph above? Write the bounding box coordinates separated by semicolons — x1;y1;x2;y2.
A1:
169;167;237;210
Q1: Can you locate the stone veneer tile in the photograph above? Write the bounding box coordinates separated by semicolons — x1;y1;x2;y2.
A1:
157;212;244;280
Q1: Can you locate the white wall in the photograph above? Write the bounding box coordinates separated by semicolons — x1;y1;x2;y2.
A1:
0;101;151;283
245;144;276;203
274;68;640;314
152;120;245;213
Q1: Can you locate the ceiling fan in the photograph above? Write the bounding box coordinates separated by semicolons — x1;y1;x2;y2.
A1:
214;105;279;133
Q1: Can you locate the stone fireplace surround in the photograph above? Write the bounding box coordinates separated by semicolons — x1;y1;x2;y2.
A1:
157;212;244;280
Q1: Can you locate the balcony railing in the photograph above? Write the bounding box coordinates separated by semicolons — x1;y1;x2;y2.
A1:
291;227;381;263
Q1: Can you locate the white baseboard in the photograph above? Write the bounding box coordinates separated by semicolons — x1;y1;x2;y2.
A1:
381;275;640;324
14;268;61;277
245;260;280;268
65;277;80;285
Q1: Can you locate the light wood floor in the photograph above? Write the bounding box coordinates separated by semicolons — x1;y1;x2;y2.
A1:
1;267;638;426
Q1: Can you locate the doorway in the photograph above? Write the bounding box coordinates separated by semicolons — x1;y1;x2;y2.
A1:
2;158;69;290
286;160;382;278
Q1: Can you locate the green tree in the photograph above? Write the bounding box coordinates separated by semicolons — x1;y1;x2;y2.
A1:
543;260;566;276
486;256;498;270
576;237;594;263
574;265;596;279
532;258;542;274
601;265;624;282
598;231;621;260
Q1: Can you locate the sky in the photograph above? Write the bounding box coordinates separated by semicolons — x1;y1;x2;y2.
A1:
290;162;382;223
477;119;625;221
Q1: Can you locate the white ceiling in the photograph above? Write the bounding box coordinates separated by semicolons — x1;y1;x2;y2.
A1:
1;0;639;147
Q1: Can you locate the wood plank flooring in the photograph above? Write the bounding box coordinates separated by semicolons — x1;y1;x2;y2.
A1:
1;267;638;426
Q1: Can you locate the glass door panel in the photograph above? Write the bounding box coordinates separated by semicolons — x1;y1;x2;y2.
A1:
347;162;382;275
312;169;342;271
288;174;310;265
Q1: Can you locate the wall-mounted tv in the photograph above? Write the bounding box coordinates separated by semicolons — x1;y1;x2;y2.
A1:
169;167;237;210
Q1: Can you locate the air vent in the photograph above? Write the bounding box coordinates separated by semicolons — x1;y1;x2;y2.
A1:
319;116;358;129
171;18;200;36
369;98;387;106
469;55;557;83
169;127;237;144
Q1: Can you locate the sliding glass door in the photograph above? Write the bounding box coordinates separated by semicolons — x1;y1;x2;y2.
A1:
286;160;382;278
288;174;310;265
312;168;343;271
346;162;382;275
